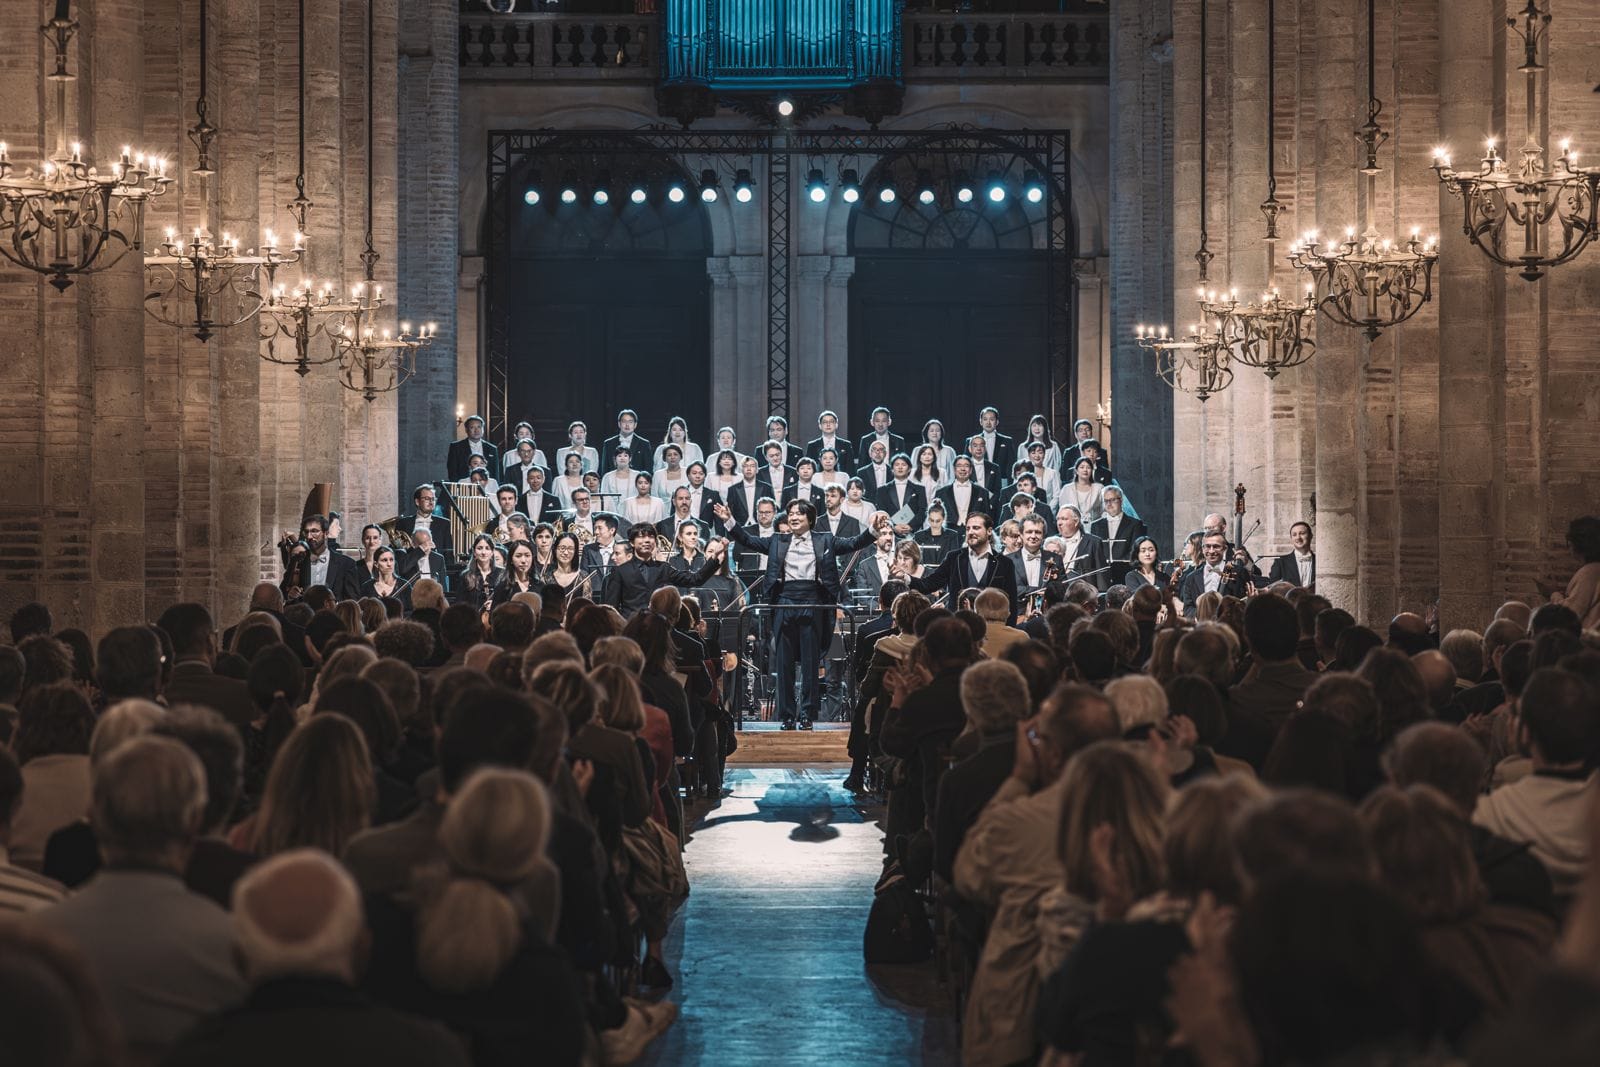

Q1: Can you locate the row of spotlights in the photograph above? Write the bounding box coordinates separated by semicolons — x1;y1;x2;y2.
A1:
522;166;1046;207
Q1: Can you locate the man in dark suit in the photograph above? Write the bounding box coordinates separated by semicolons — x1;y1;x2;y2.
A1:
400;484;454;559
934;456;994;528
1087;486;1148;563
1053;505;1109;591
1179;531;1252;617
961;434;1004;497
517;467;562;528
781;458;828;510
602;524;721;618
874;454;927;534
1061;418;1112;473
683;463;723;526
755;441;796;500
501;440;550;502
848;523;900;603
1266;520;1316;589
813;486;862;538
655;487;712;544
280;513;361;602
856;406;906;468
804;410;856;474
855;439;893;495
763;416;804;469
713;499;887;729
974;406;1016;474
580;515;622;574
599;408;651;472
1008;514;1065;594
724;457;765;526
156;603;257;728
909;513;1019;622
446;414;499;483
397;528;449;594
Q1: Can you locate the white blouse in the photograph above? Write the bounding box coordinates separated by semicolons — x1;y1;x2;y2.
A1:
622;496;667;525
1058;482;1106;524
653;441;704;470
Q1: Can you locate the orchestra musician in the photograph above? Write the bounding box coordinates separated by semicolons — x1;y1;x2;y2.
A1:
398;528;448;592
713;499;888;730
601;408;651;471
663;520;711;590
1008;514;1065;594
528;523;557;580
1266;521;1317;589
1088;486;1147;562
1125;536;1174;592
564;488;596;537
934;455;993;528
849;522;898;601
359;546;410;610
913;501;962;560
491;540;539;611
446;414;499;483
1179;531;1252;617
603;523;723;618
906;512;1019;623
402;484;454;558
488;487;524;541
460;534;506;612
580;515;622;574
554;420;599;476
858;406;907;467
280;513;361;602
805;410;856;473
545;532;586;596
357;523;385;585
875;453;928;535
1053;505;1108;591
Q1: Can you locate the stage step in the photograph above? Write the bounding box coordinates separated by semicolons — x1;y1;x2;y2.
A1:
726;722;850;765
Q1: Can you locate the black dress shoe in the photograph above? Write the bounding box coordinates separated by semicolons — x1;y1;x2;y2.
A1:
780;719;796;731
798;719;813;731
842;776;865;792
639;955;674;990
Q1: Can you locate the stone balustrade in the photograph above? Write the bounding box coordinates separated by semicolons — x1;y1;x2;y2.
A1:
459;13;656;80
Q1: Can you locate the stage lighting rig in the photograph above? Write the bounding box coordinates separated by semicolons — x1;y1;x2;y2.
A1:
806;168;828;202
734;168;755;203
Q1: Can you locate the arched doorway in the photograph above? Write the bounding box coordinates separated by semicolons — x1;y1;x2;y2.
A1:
847;146;1061;445
501;154;712;449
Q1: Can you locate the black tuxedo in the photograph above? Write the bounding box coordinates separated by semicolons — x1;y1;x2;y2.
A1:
397;548;449;591
910;549;1019;622
1088;514;1149;564
502;462;551;496
724;521;879;724
933;482;995;527
1267;551;1315;588
875;480;928;530
767;441;804;469
602;554;718;618
655;514;711;543
805;436;856;472
681;486;723;526
399;513;454;558
1179;565;1251;617
1061;441;1112;476
447;438;499;482
756;464;796;500
724;480;767;526
974;431;1016;472
600;433;651;472
1008;548;1066;592
855;462;893;495
814;510;862;538
781;481;829;509
281;549;361;602
962;461;1003;497
580;539;622;574
1056;532;1110;590
913;526;963;564
857;432;908;464
849;551;897;600
519;490;562;527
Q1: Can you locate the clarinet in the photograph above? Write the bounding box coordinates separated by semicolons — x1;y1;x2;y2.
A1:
744;630;759;718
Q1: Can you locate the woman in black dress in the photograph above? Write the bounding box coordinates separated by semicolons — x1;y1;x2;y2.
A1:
491;541;538;611
358;546;410;610
460;534;505;613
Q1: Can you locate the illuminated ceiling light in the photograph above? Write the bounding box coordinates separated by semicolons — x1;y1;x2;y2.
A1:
777;98;795;118
559;170;578;204
954;170;974;203
734;168;754;203
986;170;1007;203
699;168;720;202
667;183;686;203
1023;169;1045;203
629;180;648;204
591;170;610;205
523;188;539;205
915;170;936;205
840;168;861;203
878;184;896;204
806;168;827;202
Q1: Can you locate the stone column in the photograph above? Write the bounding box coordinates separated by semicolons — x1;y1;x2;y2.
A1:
820;255;855;418
457;254;485;418
1436;0;1503;629
1072;258;1108;448
706;256;738;431
727;254;767;439
216;0;266;619
86;0;149;632
791;254;834;430
1311;0;1363;616
1109;0;1176;546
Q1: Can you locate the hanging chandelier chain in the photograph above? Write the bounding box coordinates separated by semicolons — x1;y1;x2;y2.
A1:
289;0;311;232
1194;0;1212;281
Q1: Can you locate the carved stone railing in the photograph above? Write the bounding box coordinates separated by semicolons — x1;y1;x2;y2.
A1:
904;13;1108;81
459;14;657;81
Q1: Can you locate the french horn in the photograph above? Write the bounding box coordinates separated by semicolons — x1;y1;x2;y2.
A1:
377;516;415;551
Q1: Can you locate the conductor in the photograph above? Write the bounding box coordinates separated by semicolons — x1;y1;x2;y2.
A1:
714;498;890;730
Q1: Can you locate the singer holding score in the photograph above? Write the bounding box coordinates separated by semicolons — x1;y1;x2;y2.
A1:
713;498;890;730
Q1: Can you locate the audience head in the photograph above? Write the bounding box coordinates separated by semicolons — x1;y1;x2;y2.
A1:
9;602;52;644
88;698;165;766
1164;775;1268;906
959;660;1030;736
232;849;366;985
91;735;207;871
1068;629;1117;685
1481;618;1525;673
1000;641;1060;711
1493;600;1533;631
251;714;372;857
1104;675;1168;735
0;910;123;1067
528;661;600;736
1409;649;1458;713
1355;647;1431;739
1244;593;1300;663
1333;624;1383;670
1231;790;1373;891
489;603;536;651
1530;602;1581;637
1518;666;1599;767
1386;612;1432;656
1055;741;1166;904
313;677;402;766
17;635;73;695
410;578;446;614
151;704;243;836
921;617;977;670
1314;607;1356;664
974;588;1010;623
1382;722;1486;818
1091;611;1140;667
1294;593;1332;639
14;682;95;764
1438;628;1484;685
0;644;22;706
156;602;219;662
440;603;485;655
1359;784;1484;922
438;688;540;795
1300;671;1381;741
1034;682;1120;779
1174;627;1232;689
589;664;646;733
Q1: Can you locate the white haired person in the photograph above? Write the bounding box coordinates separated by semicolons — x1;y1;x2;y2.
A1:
164;850;468;1067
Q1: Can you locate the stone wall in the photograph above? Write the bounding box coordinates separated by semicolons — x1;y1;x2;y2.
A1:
0;0;414;635
1118;0;1600;628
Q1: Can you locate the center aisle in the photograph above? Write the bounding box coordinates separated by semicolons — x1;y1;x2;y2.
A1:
638;766;958;1067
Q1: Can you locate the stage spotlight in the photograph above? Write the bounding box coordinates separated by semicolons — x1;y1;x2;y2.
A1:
987;171;1006;203
1023;169;1045;204
915;170;936;205
523;188;539;205
667;183;687;203
777;98;795;117
806;168;828;202
699;168;720;203
878;184;896;204
840;168;861;203
629;182;648;205
559;170;578;204
954;170;974;204
592;171;610;205
734;168;755;203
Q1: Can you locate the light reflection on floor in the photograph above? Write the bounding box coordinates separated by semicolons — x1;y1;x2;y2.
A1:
637;766;958;1067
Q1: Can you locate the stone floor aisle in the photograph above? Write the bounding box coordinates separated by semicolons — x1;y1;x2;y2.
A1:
638;766;959;1067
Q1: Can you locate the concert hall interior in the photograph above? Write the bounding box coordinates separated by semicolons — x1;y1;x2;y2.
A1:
3;0;1600;1065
